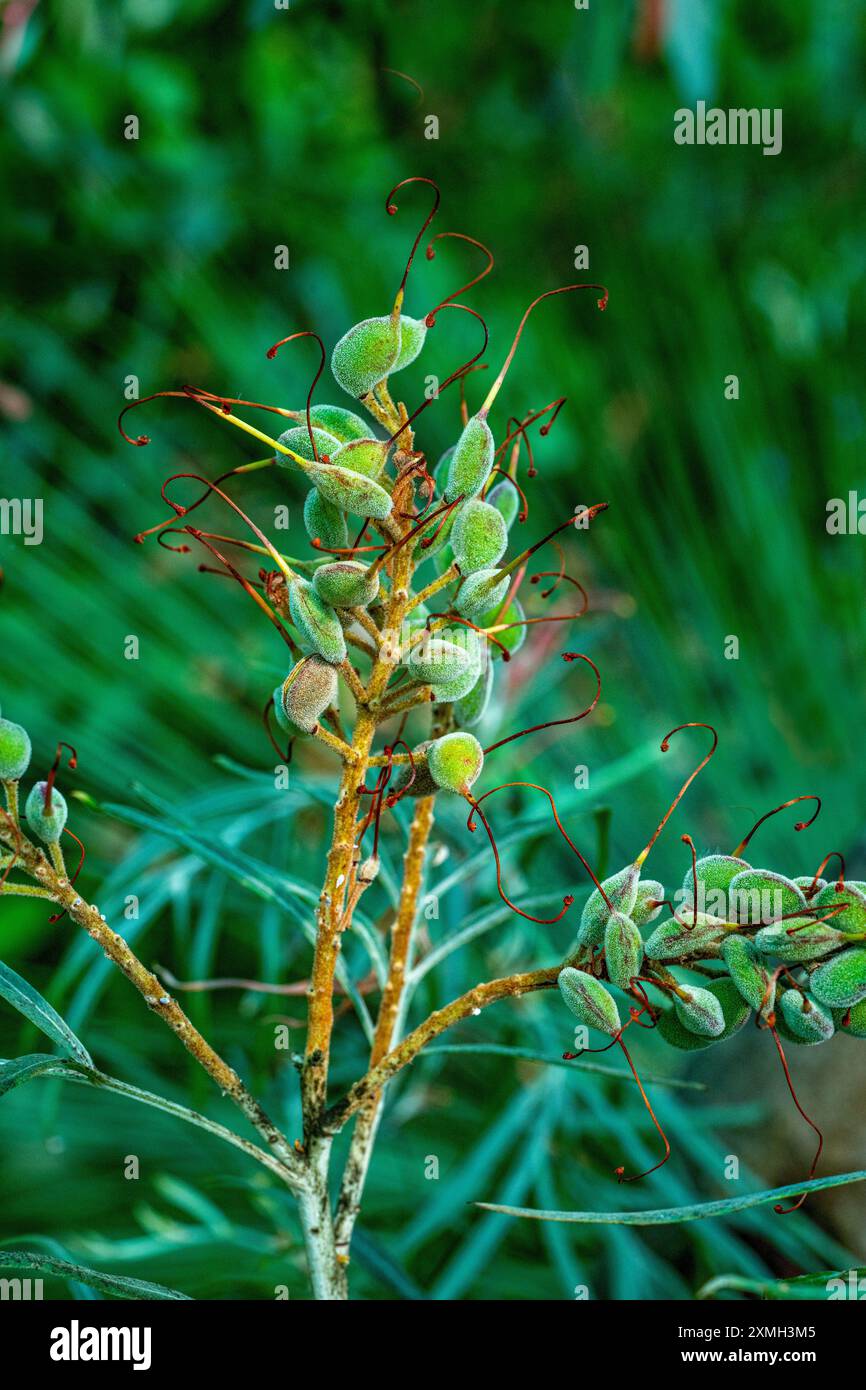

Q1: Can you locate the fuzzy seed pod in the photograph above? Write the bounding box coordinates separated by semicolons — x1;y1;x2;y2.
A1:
308;405;371;443
280;656;339;734
312;561;380;609
604;912;644;992
415;506;456;564
276;425;340;465
486;479;521;531
272;684;305;739
288;579;347;665
680;854;749;916
558;967;621;1037
658;980;750;1051
453;568;509;621
753;921;850;963
810;947;866;1010
838;998;866;1038
329;437;391;479
408;637;477;686
303;487;349;551
631;879;665;927
728;869;806;926
391;315;427;372
674;986;726;1038
451;499;508;574
479;598;526;660
428;732;484;794
577;863;640;948
0;719;31;781
454;659;494;728
391;742;439;799
445;414;495;502
779;989;835;1045
307;462;393;521
431;658;483;703
644;911;734;961
24;781;67;843
721;934;775;1014
793;875;827;897
810;881;866;935
331;315;401;398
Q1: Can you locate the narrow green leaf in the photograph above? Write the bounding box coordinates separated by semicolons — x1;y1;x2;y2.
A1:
0;1053;67;1095
0;1250;190;1300
697;1269;866;1301
475;1170;866;1223
0;960;93;1066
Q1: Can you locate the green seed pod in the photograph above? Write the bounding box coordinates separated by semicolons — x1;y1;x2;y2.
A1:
674;986;726;1038
728;869;806;926
307;462;393;521
454;568;509;621
779;989;835;1045
479;598;526;660
680;854;749;918
644;911;735;961
451;499;508;574
391;314;427;372
0;719;31;781
486;479;521;531
577;863;640;948
445;414;495;502
811;881;866;935
793;875;827;898
431;658;483;703
391;742;439;799
753;921;851;963
454;659;494;727
658;980;750;1051
414;506;456;564
24;781;68;843
721;934;775;1014
557;967;621;1037
303;487;349;551
312;561;380;609
329;437;391;479
308;405;371;443
280;656;339;734
272;684;305;739
811;947;866;1010
331;315;401;398
408;637;476;686
288;579;347;665
276;425;340;465
604;912;644;992
427;731;484;794
631;879;665;927
838;998;866;1038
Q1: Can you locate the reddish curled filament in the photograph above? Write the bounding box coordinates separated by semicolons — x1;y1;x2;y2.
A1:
731;795;821;861
635;723;719;869
43;742;78;815
264;330;326;462
423;231;494;327
463;792;574;925
805;850;846;897
483;651;601;756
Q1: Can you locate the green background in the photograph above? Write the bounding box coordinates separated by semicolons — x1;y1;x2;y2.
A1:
0;0;864;1299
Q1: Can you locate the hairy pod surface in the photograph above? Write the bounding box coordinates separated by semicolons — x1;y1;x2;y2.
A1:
272;684;306;739
408;637;477;685
811;947;866;1009
658;979;750;1051
24;781;68;843
276;425;340;465
303;487;349;551
454;659;494;727
445;415;495;502
839;998;866;1037
289;579;347;664
728;869;806;925
431;658;484;703
454;568;510;620
312;560;380;609
0;718;31;781
391;314;427;372
451;499;508;574
644;912;735;961
753;921;851;963
307;462;393;521
577;863;640;947
779;989;835;1044
428;732;484;793
281;656;339;734
680;854;750;914
721;934;775;1014
331;315;401;398
811;881;866;935
329;437;391;479
557;967;621;1037
308;404;371;443
631;879;665;926
674;986;726;1038
604;911;644;992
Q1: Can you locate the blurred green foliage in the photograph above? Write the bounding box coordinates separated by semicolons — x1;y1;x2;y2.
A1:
1;0;865;1299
